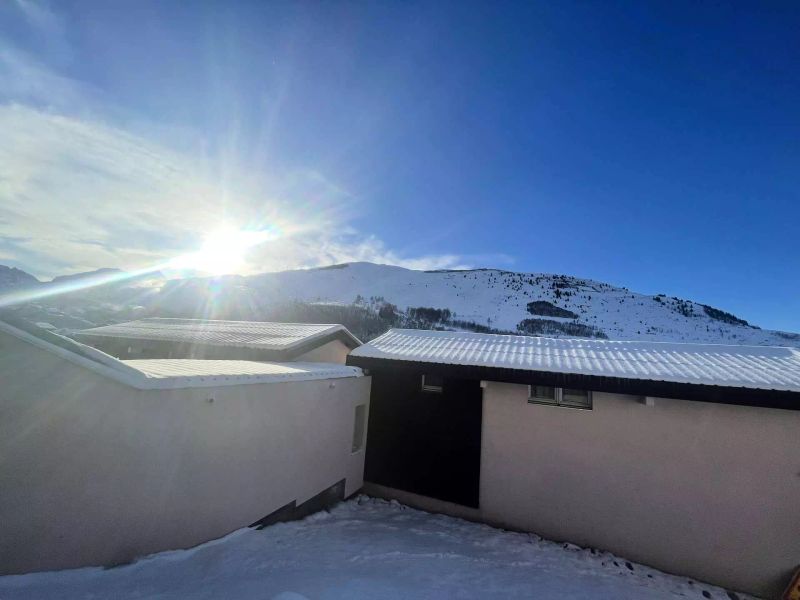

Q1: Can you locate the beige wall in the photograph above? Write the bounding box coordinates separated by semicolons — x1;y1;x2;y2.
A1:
479;382;800;599
0;329;370;574
294;339;351;364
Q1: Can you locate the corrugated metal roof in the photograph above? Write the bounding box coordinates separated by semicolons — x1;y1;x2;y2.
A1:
76;318;360;350
124;359;362;387
350;328;800;393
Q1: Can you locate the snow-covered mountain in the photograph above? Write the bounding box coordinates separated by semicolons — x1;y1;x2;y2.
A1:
0;264;159;330
2;260;798;346
0;265;39;290
156;262;800;347
49;267;124;285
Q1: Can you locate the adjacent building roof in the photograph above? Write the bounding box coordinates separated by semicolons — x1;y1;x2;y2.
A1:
125;359;361;388
0;317;363;390
75;318;361;357
348;329;800;409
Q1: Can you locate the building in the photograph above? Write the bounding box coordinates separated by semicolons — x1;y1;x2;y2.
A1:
0;317;370;574
347;328;800;599
74;317;362;363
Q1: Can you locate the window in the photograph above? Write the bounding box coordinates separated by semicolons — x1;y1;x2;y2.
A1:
528;386;592;409
530;385;557;402
421;373;444;393
561;388;591;408
352;404;367;453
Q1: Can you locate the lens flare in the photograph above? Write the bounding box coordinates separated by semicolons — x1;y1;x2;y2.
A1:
0;225;283;309
169;226;281;275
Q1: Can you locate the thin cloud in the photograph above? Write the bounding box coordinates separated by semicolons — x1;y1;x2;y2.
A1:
0;104;470;278
13;0;60;32
0;8;497;279
11;0;72;61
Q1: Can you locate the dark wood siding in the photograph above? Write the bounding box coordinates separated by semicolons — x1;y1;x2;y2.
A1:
364;368;482;508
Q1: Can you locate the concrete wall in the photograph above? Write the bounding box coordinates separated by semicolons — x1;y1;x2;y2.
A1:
0;329;370;574
479;382;800;599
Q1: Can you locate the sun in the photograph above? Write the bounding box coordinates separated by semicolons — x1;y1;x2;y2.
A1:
170;226;279;275
194;229;251;275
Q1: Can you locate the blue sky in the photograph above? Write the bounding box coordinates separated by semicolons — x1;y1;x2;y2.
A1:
0;1;798;330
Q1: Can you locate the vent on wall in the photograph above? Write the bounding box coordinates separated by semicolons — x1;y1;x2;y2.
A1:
421;373;444;393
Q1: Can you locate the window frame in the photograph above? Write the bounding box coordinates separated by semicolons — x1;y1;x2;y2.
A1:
351;404;367;453
527;386;592;410
529;384;557;403
421;373;444;393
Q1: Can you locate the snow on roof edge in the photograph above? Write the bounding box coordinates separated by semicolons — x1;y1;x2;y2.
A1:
122;360;363;390
350;328;800;394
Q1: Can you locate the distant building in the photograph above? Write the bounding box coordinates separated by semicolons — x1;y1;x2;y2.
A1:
0;317;370;575
74;317;361;363
347;328;800;599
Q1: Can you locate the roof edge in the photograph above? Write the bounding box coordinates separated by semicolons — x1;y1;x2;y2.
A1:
0;319;363;391
122;360;364;390
0;319;153;390
354;328;799;353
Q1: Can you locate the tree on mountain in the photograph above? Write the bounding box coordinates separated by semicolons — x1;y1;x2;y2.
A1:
378;303;398;323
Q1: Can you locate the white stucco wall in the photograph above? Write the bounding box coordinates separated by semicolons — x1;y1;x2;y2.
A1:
0;329;370;574
294;339;351;364
479;382;800;599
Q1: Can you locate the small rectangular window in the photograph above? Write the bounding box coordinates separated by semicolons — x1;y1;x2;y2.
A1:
528;386;592;409
421;373;444;393
352;404;366;453
561;388;591;408
529;385;557;403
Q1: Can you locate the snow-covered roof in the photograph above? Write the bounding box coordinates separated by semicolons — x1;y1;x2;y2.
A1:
76;318;361;351
123;359;362;388
0;318;362;390
350;329;800;393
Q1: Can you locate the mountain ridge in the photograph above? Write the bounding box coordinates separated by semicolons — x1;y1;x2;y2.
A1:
50;268;125;284
0;265;40;289
2;261;798;347
156;261;799;346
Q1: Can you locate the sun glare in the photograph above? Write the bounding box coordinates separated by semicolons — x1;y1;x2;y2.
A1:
170;226;280;275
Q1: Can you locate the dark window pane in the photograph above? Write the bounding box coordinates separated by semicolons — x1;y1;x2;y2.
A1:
529;385;557;404
561;388;591;408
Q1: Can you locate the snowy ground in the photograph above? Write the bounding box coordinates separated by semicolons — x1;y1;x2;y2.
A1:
0;496;752;600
